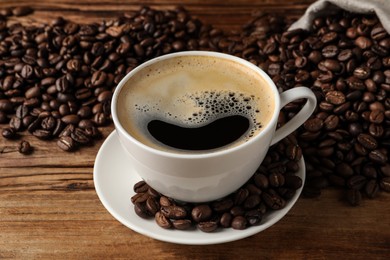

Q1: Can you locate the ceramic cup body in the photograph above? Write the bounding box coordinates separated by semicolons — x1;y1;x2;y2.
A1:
112;51;316;202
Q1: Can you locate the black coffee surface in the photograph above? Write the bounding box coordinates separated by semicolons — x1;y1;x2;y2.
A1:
147;115;250;150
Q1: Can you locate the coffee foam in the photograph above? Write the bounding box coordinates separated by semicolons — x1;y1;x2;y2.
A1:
117;55;275;151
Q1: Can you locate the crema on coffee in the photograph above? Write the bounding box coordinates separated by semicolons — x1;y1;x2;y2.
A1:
117;55;275;152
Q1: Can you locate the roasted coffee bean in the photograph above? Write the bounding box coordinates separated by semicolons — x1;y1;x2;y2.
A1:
262;191;285;210
160;196;173;206
245;209;262;226
61;114;80;125
303;118;323;132
357;133;378;150
197;220;218;232
155;211;172;229
325;91;346;105
285;144;302;161
161;205;187;219
131;192;150;204
9;117;22;131
57;136;75;151
230;206;245;217
71;128;90;144
59;124;75;137
253;173;269;189
41;116;56;131
347;175;367;190
368;150;387;165
234;188;249;205
243;194;261;209
191;205;212;222
2;127;17;139
269;173;285;188
172;219;192;230
231;216;247;230
284;175;303;190
134;203;150;219
15;105;29;118
18;140;32;155
365;180;379;199
146;197;159;215
381;164;390;177
32;129;52;139
133;181;149;193
220;212;233;228
379;177;390;192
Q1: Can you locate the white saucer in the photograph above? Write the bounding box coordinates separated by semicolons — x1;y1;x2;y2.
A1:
93;130;305;245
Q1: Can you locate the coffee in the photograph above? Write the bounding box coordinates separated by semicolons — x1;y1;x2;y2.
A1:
117;55;275;152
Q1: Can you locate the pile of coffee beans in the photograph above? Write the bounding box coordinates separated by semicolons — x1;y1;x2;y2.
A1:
131;135;303;232
238;11;390;205
0;6;223;151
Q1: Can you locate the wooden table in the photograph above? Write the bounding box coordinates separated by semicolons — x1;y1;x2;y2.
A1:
1;0;389;259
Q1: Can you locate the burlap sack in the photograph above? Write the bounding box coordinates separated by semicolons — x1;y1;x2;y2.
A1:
289;0;390;33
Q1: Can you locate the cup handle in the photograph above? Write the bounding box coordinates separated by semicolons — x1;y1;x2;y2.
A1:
270;87;317;146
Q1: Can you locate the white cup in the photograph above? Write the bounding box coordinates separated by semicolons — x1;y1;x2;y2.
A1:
111;51;316;202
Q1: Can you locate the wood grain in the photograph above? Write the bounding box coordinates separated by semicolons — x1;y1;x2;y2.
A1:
1;1;390;259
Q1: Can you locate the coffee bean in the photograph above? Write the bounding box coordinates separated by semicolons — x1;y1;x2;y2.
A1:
357;133;378;150
131;192;150;204
145;197;159;215
71;128;90;144
41;116;56;131
32;129;52;139
231;216;247;230
191;205;212;222
380;164;390;177
0;99;13;112
379;177;390;192
269;173;285;188
285;144;302;161
220;212;233;228
57;136;75;151
61;114;80;125
2;127;17;139
369;150;387;165
365;180;379;198
155;211;172;229
253;173;268;189
17;140;32;155
355;36;372;49
284;175;302;189
325;91;346;105
347;175;367;190
322;45;339;58
369;110;384;124
303;117;323;132
172;219;192;230
161;205;187;219
262;191;285;210
245;209;262;226
197;220;218;232
243;194;261;209
133;181;149;193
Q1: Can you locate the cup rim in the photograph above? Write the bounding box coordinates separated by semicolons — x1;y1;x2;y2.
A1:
111;51;281;159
